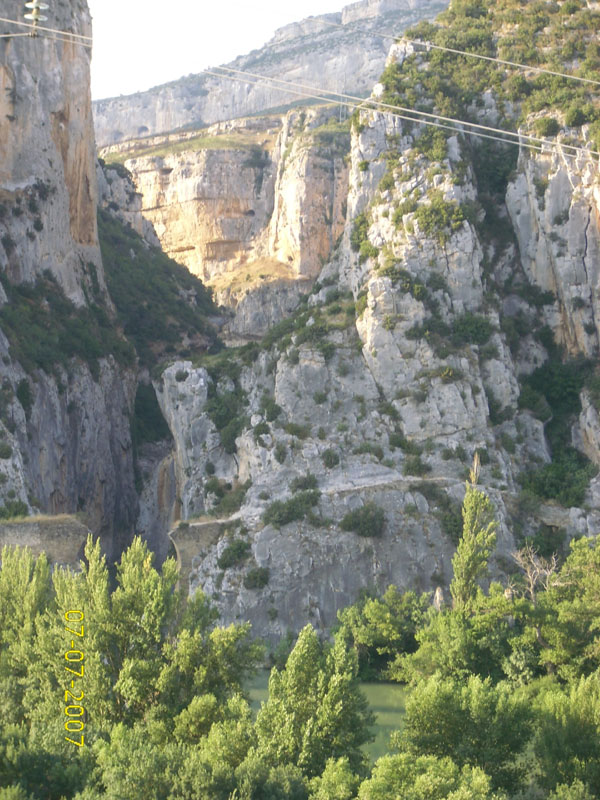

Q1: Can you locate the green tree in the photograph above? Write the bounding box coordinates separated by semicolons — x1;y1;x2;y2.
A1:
549;781;597;800
308;757;360;800
335;587;428;678
254;626;374;778
450;456;497;611
398;674;533;792
0;546;52;723
358;752;504;800
534;673;600;793
538;536;600;679
23;535;262;738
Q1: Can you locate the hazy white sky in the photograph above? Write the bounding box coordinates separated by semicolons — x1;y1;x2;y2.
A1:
87;1;341;100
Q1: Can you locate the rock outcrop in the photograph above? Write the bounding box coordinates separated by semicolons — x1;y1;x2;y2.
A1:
0;6;102;304
143;33;600;642
0;1;139;552
106;109;350;337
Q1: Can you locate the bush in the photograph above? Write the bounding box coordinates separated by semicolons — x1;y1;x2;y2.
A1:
243;567;269;589
0;499;28;519
274;443;287;464
403;455;431;476
452;313;493;346
413;192;467;245
290;473;318;492
253;420;270;442
359;241;379;264
98;209;215;368
535;117;560;137
204;477;225;498
1;235;15;254
260;394;281;421
16;379;32;419
505;74;532;101
175;370;189;382
519;449;597;508
217;539;251;570
354;442;384;462
0;443;13;459
322;449;340;468
564;106;588;127
475;447;490;466
340;503;385;537
284;422;311;439
262;490;321;527
213;481;251;515
350;213;369;253
132;383;171;445
389;433;423;455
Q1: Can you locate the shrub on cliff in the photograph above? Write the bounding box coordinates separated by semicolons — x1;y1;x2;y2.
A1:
340;503;385;537
263;490;321;528
217;538;251;570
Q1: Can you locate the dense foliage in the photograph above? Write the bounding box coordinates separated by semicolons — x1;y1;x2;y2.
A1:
0;271;134;379
3;467;600;799
98;210;216;368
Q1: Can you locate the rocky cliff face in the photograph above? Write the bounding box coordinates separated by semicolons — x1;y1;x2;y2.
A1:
92;0;449;147
4;0;600;646
145;23;600;641
105;109;350;338
0;1;139;553
0;4;101;304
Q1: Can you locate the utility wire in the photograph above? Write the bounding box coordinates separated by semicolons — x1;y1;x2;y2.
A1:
0;15;92;41
42;32;92;48
204;68;590;161
316;17;600;88
0;28;92;47
212;64;599;158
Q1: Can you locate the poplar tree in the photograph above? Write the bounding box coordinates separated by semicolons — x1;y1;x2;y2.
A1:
450;454;497;611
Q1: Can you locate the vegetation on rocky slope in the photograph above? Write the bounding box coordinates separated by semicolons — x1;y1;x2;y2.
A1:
98;209;217;369
2;471;600;799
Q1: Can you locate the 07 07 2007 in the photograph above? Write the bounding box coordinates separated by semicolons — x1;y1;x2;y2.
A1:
63;609;85;747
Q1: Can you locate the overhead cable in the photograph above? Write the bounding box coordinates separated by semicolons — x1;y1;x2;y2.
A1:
316;18;600;88
211;64;599;158
204;68;592;162
0;15;92;41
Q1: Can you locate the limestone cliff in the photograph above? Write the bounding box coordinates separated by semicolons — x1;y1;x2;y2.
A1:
0;2;101;304
103;109;350;338
0;1;144;551
145;3;600;641
92;0;449;146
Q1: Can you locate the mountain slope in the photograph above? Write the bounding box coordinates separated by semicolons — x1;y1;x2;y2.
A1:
92;0;449;146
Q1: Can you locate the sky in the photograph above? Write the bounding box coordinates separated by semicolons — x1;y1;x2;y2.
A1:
87;1;341;100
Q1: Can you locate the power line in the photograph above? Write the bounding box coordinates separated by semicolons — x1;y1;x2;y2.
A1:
316;18;600;88
43;32;92;48
0;15;92;41
211;64;598;159
0;27;92;47
204;68;589;161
